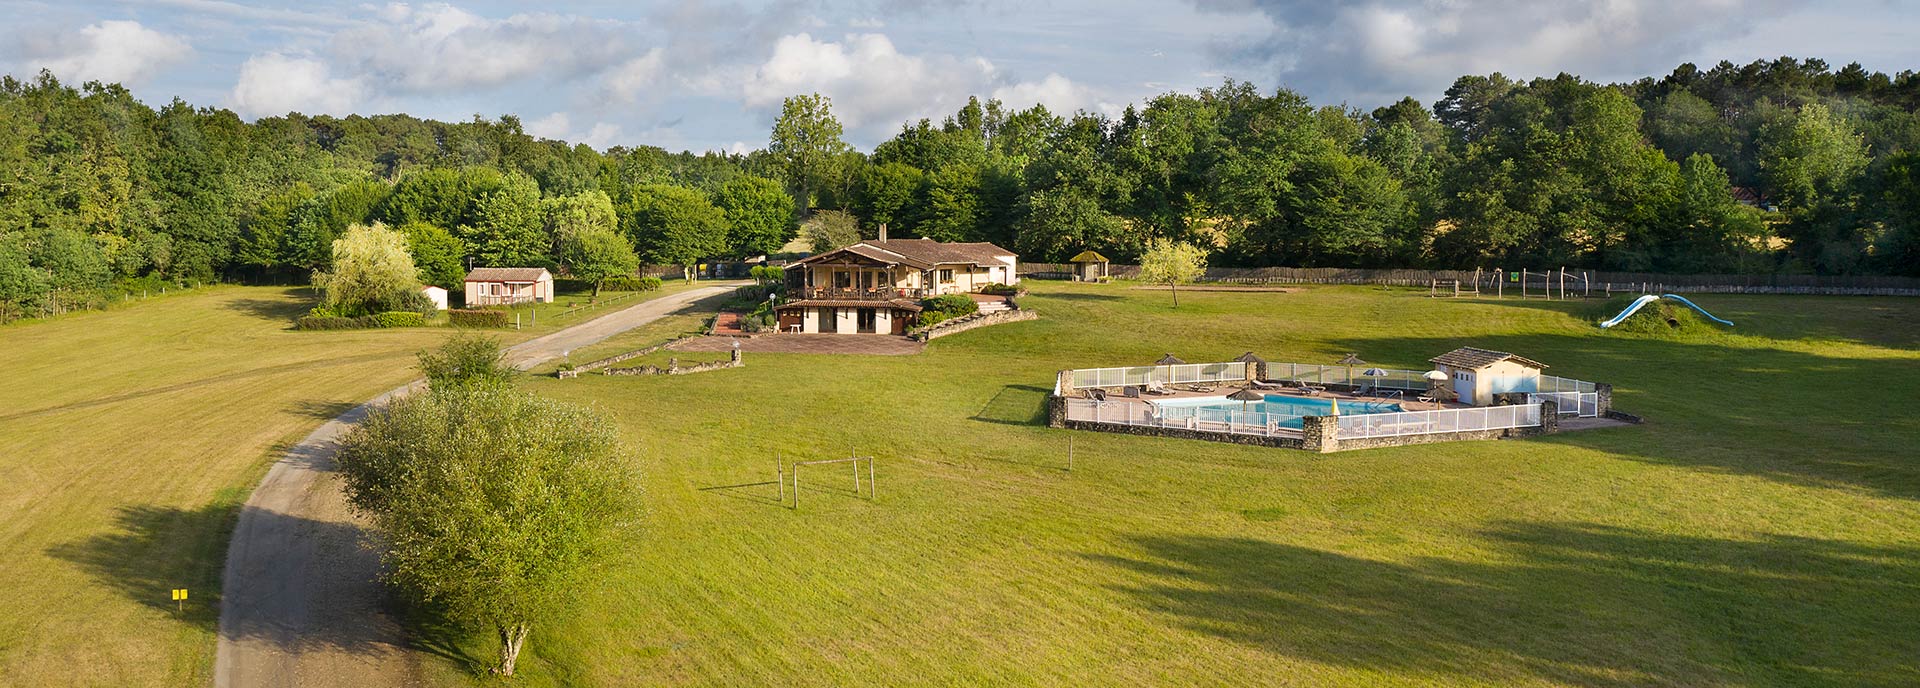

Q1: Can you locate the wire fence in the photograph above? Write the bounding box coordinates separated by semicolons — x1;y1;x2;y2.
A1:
1069;362;1248;389
1335;404;1542;439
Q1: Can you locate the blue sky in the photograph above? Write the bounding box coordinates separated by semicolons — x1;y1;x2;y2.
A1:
4;0;1918;152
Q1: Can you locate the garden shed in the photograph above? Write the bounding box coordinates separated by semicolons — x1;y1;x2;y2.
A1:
1068;250;1110;282
1428;347;1547;406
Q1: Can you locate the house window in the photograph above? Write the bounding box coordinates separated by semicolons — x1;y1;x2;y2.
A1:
834;271;851;288
938;269;954;283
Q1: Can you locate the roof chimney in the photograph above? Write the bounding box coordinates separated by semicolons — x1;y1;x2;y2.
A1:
878;222;888;242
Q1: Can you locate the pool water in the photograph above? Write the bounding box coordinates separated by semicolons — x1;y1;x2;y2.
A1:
1150;394;1404;429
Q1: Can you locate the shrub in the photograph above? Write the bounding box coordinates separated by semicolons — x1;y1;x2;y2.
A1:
295;315;379;330
979;282;1019;295
600;275;662;292
917;293;978;327
373;311;426;328
449;309;511;328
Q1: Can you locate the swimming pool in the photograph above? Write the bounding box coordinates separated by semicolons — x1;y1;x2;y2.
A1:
1150;394;1404;429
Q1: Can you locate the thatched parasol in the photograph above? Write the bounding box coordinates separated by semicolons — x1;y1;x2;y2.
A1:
1227;386;1266;417
1154;353;1186;366
1336;353;1365;385
1234;351;1266;364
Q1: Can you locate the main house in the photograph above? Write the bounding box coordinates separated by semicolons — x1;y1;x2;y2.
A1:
776;237;1018;334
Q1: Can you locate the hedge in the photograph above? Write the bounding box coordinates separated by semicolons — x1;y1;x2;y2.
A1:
449;308;511;328
294;315;379;330
917;293;979;327
602;275;663;292
373;311;426;328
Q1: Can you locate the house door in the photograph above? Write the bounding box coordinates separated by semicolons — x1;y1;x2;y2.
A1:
1453;371;1475;405
856;308;877;333
820;307;838;333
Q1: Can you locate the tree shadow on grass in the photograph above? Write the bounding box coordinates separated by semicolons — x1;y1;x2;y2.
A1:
46;501;240;633
971;384;1050;426
291;399;360;421
223;292;312;323
1327;331;1920;500
1088;522;1920;686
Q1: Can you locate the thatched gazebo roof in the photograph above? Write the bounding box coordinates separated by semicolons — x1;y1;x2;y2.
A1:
1234;351;1266;364
1226;387;1265;402
1336;353;1366;366
1069;250;1110;263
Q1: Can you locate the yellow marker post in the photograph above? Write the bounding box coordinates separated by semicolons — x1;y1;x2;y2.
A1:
172;588;188;613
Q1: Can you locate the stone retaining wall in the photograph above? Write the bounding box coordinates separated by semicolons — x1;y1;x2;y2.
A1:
911;308;1039;341
603;349;743;376
1059;419;1306;449
558;336;693;378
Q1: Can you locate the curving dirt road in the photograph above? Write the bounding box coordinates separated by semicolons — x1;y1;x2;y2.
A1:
214;284;735;688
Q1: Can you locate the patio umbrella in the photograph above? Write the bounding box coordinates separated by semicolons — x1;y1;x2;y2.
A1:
1233;351;1266;363
1336;353;1365;384
1154;353;1186;366
1227;386;1266;422
1424;369;1449;392
1359;365;1390;392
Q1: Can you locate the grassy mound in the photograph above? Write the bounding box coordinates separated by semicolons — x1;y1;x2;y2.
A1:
1592;294;1726;336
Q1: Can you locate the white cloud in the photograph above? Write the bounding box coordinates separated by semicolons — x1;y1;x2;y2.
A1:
526;112;571;140
849;17;886;28
742;33;999;129
992;73;1114;117
331;3;630;93
603;48;666;103
1208;0;1809;105
578;122;625;149
228;52;367;118
22;20;192;86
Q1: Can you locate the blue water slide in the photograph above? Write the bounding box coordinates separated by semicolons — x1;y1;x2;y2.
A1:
1597;294;1733;328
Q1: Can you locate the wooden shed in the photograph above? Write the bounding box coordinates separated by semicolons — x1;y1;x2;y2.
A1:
1068;250;1110;282
1428;347;1547;406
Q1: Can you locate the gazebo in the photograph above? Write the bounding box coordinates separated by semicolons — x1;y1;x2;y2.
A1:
1068;250;1110;282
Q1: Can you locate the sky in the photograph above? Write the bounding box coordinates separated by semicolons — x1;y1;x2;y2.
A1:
3;0;1918;153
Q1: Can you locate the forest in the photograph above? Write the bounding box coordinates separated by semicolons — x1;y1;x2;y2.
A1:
4;56;1920;321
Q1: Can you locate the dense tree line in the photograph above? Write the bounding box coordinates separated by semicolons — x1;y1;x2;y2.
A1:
6;57;1920;320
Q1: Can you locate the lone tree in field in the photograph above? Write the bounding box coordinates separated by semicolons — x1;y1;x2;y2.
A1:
1137;238;1208;307
560;228;639;296
335;338;636;676
313;222;419;315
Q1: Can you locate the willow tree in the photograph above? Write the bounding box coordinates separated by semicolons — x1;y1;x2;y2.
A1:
335;341;636;676
312;222;418;315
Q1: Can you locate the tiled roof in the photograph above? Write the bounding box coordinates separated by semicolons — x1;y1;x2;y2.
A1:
464;267;551;282
788;239;1017;270
1428;347;1548;370
865;239;1015;266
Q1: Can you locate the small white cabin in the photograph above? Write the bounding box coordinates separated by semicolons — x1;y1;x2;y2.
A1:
419;285;449;310
1429;347;1547;406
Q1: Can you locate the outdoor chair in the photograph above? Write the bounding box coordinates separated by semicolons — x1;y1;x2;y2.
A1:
1248;379;1284;390
1187;385;1217;394
1143;381;1176;396
1293;381;1326;396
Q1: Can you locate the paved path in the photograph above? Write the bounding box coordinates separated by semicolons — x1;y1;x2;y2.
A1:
670;333;925;355
214;284;737;688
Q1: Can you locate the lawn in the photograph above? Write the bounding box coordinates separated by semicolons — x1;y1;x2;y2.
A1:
0;283;704;687
419;281;1920;687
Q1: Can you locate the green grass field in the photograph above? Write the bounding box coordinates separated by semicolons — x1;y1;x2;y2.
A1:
4;281;1918;687
447;282;1918;687
0;283;705;687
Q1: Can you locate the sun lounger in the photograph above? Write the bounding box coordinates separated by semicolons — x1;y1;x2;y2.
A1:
1292;381;1326;396
1249;380;1285;390
1143;381;1176;396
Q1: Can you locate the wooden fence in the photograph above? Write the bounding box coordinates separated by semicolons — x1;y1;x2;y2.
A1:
1017;263;1920;296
